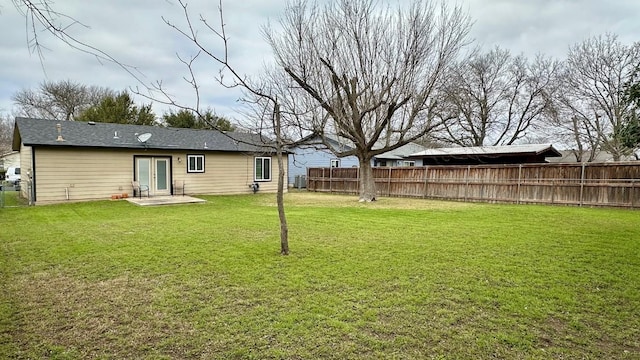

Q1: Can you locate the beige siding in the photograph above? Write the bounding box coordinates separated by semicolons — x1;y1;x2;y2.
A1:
19;144;33;198
173;153;286;195
31;146;287;204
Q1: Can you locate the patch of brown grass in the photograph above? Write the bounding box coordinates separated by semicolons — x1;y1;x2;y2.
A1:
10;273;194;358
265;192;475;211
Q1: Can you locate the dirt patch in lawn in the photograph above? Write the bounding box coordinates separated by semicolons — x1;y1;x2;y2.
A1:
272;192;476;210
9;272;195;358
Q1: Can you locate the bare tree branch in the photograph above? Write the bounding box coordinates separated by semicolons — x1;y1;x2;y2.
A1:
434;47;560;147
552;34;640;161
12;0;146;84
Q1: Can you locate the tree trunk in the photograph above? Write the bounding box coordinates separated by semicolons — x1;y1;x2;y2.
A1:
274;105;289;255
276;146;289;255
358;157;376;202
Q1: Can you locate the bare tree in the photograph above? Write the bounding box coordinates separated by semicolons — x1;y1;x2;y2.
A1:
435;47;560;146
12;80;114;121
0;114;15;154
544;98;601;162
264;0;471;202
148;1;310;255
554;34;640;161
234;71;319;256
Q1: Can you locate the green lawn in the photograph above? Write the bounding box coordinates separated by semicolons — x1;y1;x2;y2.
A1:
1;193;639;359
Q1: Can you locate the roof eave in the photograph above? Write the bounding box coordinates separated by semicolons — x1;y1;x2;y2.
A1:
20;142;281;154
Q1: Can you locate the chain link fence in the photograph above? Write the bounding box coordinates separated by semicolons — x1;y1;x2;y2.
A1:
0;180;31;208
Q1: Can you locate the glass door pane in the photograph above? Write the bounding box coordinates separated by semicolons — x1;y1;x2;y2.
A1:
138;158;151;188
156;159;168;191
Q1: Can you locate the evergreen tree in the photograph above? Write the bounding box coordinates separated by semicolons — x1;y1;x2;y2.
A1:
78;91;156;125
162;109;235;131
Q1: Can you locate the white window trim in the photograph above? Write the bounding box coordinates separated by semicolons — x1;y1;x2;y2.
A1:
403;160;415;167
255;156;272;182
187;154;205;173
330;159;340;168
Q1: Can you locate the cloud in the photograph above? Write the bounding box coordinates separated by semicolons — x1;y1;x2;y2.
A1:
467;0;640;57
1;0;639;121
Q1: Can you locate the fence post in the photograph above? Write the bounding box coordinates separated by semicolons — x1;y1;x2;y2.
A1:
579;163;586;207
464;165;470;202
479;168;484;200
423;166;429;199
632;179;636;209
329;167;333;193
388;167;392;196
517;164;522;204
323;168;327;193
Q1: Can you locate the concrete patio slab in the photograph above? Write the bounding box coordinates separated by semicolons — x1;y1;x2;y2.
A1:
126;195;206;206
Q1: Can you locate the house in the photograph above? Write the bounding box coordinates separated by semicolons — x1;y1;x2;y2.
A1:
372;142;427;167
0;151;20;179
287;134;427;186
12;117;286;204
287;134;359;186
406;144;562;165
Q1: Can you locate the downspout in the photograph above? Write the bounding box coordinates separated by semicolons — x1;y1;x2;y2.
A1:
579;162;586;207
30;147;37;205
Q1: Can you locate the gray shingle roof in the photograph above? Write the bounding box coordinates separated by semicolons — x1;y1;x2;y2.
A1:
296;134;426;158
297;134;355;152
374;142;427;160
14;117;277;153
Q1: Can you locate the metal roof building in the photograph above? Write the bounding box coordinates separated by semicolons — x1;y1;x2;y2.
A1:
406;144;562;165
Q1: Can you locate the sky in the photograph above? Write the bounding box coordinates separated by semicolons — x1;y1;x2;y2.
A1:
1;0;639;122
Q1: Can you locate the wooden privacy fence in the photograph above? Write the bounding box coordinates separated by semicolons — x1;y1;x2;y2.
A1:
306;162;640;208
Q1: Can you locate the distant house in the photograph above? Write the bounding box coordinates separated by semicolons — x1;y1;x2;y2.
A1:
0;151;20;179
287;134;427;186
373;142;427;167
406;144;562;165
287;134;359;186
12;117;286;204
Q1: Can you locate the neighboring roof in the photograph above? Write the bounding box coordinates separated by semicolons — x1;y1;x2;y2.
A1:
295;134;428;158
548;150;637;163
295;133;355;152
374;142;427;160
13;117;276;153
0;151;19;158
0;151;20;171
408;144;562;158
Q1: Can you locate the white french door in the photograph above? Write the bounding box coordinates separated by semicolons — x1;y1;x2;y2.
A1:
136;157;171;196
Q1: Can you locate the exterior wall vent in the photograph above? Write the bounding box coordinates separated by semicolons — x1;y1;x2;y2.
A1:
55;123;65;142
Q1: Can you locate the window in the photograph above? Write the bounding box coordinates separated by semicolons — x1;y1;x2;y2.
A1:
187;154;205;173
255;157;271;181
330;159;340;168
402;161;415;167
